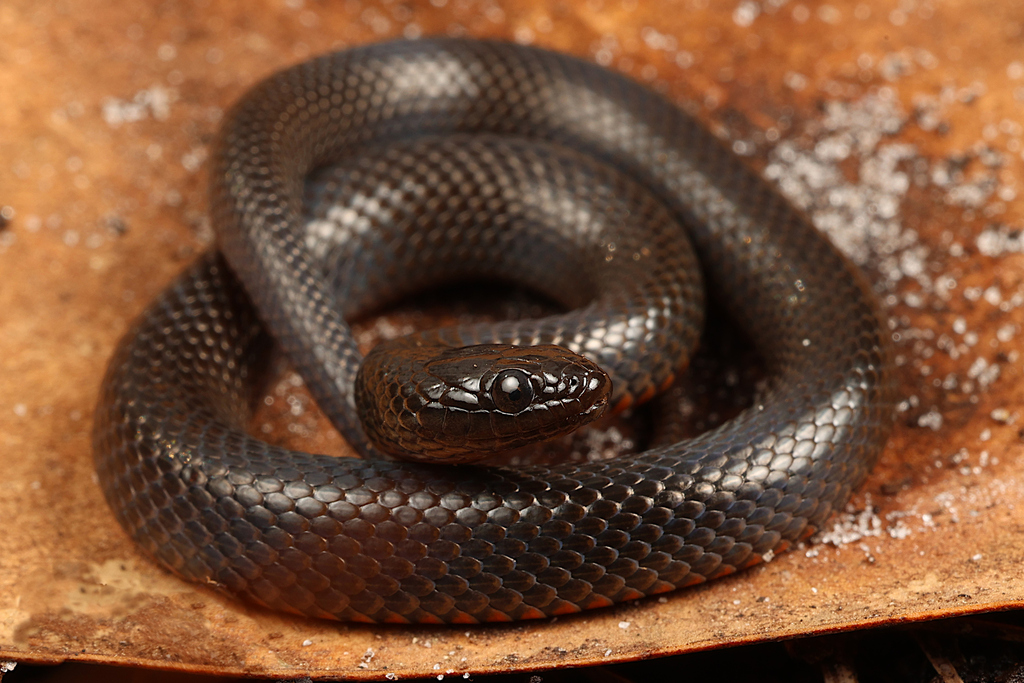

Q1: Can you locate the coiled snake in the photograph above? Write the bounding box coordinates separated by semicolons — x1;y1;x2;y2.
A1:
93;39;895;624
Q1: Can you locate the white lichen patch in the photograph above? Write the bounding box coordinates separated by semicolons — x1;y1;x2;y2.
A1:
760;62;1024;443
102;85;176;127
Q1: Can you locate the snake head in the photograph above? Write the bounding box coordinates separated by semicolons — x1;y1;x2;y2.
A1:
355;342;611;463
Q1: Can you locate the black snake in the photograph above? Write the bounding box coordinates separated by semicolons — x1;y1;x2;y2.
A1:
93;38;895;624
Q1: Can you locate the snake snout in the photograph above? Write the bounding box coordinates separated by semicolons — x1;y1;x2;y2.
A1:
355;341;611;464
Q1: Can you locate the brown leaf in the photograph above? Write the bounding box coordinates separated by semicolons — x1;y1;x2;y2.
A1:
2;0;1023;678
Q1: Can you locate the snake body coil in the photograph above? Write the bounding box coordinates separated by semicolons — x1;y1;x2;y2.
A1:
94;39;895;623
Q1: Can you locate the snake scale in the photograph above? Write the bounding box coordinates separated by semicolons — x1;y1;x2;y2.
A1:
93;38;895;624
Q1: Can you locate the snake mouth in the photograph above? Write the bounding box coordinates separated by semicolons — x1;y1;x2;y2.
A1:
581;393;609;416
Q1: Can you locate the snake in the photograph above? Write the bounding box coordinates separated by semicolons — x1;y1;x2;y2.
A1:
93;38;896;624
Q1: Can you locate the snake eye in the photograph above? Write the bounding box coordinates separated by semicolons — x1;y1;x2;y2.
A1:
491;369;534;414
